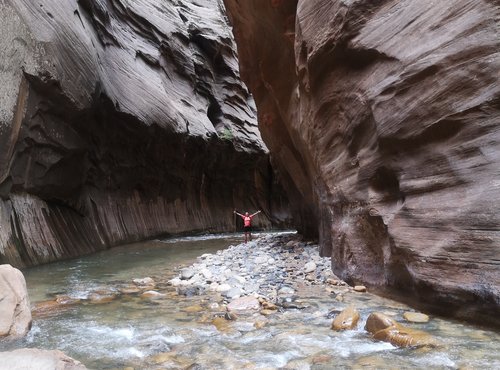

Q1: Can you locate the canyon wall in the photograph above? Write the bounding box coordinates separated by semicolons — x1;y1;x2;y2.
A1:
223;0;500;321
0;0;290;268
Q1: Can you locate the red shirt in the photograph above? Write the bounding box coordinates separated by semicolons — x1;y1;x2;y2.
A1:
243;216;252;227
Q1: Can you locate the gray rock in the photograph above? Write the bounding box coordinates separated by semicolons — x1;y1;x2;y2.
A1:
304;262;317;273
0;349;87;369
180;268;195;280
0;265;32;340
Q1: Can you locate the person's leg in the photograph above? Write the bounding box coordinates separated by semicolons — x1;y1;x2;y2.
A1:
244;231;248;243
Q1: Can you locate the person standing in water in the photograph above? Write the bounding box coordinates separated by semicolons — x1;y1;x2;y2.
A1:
234;210;261;243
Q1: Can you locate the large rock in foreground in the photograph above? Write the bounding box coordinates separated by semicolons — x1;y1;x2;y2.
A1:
0;264;31;340
0;349;86;370
0;0;290;267
223;0;500;323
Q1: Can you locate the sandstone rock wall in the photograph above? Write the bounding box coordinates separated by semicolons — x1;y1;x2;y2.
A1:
223;0;500;321
0;0;290;268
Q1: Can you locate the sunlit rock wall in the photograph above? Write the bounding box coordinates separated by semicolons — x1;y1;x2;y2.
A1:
223;0;500;321
0;0;290;267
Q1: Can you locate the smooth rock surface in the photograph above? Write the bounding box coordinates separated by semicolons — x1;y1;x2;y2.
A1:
403;312;430;323
331;306;360;331
0;264;31;339
223;0;500;324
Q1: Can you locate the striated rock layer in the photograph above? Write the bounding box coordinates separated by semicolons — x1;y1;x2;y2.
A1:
223;0;500;323
0;0;290;268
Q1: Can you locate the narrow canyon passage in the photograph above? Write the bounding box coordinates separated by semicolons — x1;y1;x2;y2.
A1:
0;0;499;367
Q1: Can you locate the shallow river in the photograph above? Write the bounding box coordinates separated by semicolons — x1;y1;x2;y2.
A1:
1;233;499;369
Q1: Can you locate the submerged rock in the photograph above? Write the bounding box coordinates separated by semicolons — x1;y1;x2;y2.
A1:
0;265;32;340
331;306;360;331
365;312;438;348
403;312;430;323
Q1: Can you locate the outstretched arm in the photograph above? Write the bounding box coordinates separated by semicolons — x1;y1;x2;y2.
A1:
234;210;244;218
250;210;261;217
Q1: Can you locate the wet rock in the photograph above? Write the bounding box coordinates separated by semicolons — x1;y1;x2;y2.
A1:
354;286;367;293
331;306;360;331
366;312;438;348
260;309;276;316
227;296;260;311
177;286;204;297
182;305;204;313
253;320;267;329
365;313;397;335
373;325;440;348
88;292;118;304
119;285;142;294
403;312;430;323
133;278;155;289
0;349;87;369
0;265;31;339
141;291;165;299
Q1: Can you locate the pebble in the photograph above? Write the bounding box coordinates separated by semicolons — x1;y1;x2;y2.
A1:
304;262;317;273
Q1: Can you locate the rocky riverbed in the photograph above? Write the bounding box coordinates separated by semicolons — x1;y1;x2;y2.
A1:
3;233;499;369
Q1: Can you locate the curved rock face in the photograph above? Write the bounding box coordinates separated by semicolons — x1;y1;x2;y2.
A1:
0;349;87;370
0;264;32;340
0;0;290;267
223;0;500;321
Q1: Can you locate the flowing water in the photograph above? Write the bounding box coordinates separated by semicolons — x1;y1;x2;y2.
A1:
1;233;499;369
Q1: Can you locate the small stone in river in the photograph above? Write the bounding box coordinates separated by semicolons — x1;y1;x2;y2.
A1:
141;290;165;298
182;305;203;313
365;312;397;335
254;320;267;329
180;268;195;280
331;306;360;331
227;296;260;311
304;262;316;273
133;277;155;288
262;301;278;310
403;312;430;323
354;285;367;292
260;309;276;316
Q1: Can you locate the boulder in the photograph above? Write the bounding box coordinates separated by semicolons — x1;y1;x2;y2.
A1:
354;286;367;293
365;312;397;335
365;312;438;348
373;325;439;348
0;349;86;369
0;265;32;339
331;306;360;331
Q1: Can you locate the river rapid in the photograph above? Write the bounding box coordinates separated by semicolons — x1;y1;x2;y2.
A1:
0;232;499;369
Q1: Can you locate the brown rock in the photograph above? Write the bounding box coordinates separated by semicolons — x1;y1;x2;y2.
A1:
373;325;440;348
260;309;277;316
261;301;278;310
354;285;367;293
331;306;360;331
182;305;203;313
365;312;397;335
403;312;430;323
0;265;32;339
223;0;500;326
